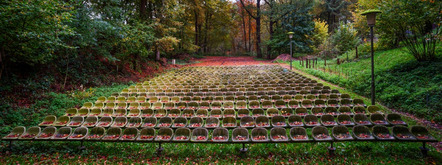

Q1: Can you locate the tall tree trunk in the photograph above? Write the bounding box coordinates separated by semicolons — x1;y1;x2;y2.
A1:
267;20;274;59
156;48;160;61
194;9;199;52
248;15;252;52
140;0;147;19
255;0;262;58
204;13;211;53
242;11;247;52
0;47;5;81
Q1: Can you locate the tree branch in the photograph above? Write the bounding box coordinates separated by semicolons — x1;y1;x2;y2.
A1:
239;0;257;20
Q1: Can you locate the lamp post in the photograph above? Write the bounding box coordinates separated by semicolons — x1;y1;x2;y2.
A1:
362;10;381;106
288;32;294;70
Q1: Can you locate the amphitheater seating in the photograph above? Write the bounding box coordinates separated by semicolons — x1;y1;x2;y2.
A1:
3;65;436;156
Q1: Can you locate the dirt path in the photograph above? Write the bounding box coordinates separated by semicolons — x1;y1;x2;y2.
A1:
188;56;274;66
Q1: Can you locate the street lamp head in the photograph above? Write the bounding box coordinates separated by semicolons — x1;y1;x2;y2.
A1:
287;32;294;39
362;9;381;27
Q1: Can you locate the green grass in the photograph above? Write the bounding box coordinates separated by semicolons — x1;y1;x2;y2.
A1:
1;141;439;164
278;44;441;123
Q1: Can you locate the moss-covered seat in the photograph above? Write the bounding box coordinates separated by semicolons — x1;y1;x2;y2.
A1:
392;126;416;141
222;117;237;128
325;107;339;116
251;109;265;117
154;109;167;118
372;125;395;140
126;117;142;127
53;116;70;127
251;127;269;142
353;106;366;115
211;101;222;110
205;117;219;128
337;114;354;126
248;100;261;110
312;126;332;141
68;116;84;127
237;109;250;118
82;116;98;127
295;107;308;117
352;125;375;140
182;109;195;118
353;99;366;107
111;117;127;127
3;126;26;139
137;127;155;141
338;106;353;116
386;113;407;126
85;126;105;140
196;109;208;118
223;109;235;118
210;109;223;118
127;109;141;117
232;127;249;142
290;127;310;141
411;126;436;141
304;115;320;127
271;115;287;127
288;100;300;109
270;127;289;142
157;117;173;128
64;108;78;117
35;126;57;139
191;128;208;142
142;117;157;127
102;127;122;141
52;126;72;140
354;114;372;126
173;128;191;142
321;115;337;127
39;115;57;126
141;109;154;117
332;125;353;141
327;99;340;108
68;127;88;140
240;116;255;128
266;108;279;117
120;127;138;141
370;113;388;125
367;105;383;114
212;128;229;142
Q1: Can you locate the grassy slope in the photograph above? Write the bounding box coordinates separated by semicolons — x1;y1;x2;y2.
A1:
282;45;441;123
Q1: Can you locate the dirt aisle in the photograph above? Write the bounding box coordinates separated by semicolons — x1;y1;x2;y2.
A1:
188;56;274;66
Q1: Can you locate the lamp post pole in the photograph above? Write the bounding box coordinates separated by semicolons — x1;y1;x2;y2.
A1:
290;37;293;70
370;25;375;106
288;32;294;70
362;9;381;106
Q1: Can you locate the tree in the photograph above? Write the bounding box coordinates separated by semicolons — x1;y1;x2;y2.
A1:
311;19;329;53
0;0;75;80
379;0;440;61
266;0;315;55
239;0;263;58
330;22;359;55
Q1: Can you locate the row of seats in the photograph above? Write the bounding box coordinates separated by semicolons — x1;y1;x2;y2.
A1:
4;125;436;142
38;112;406;128
62;106;381;118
